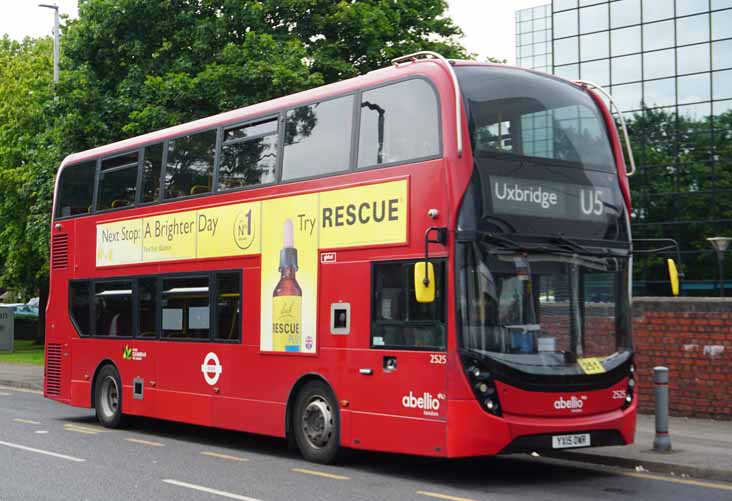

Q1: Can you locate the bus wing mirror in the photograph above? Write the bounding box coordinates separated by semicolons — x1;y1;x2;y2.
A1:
667;258;680;297
414;262;435;303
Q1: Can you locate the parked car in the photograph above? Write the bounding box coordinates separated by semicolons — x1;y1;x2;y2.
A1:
0;301;39;320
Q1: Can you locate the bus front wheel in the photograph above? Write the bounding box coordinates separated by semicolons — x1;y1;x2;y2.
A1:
293;381;340;464
94;365;125;428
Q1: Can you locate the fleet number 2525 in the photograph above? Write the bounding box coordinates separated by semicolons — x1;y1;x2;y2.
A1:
430;354;447;364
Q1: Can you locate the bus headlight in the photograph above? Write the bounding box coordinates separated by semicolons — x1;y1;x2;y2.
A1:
463;357;501;416
622;363;635;410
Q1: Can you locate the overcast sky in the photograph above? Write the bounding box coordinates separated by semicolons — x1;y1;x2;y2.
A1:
0;0;549;64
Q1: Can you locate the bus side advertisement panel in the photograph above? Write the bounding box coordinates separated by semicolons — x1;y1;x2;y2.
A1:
94;179;408;356
259;193;319;354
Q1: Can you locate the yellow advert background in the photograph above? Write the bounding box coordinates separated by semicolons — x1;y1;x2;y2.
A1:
96;201;261;267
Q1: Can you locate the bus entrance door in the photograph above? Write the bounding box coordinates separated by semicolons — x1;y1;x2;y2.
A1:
347;347;448;456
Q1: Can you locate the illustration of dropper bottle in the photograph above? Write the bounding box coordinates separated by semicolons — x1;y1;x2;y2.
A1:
272;219;302;352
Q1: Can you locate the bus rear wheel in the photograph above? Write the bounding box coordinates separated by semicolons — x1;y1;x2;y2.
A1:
95;365;125;428
293;381;340;464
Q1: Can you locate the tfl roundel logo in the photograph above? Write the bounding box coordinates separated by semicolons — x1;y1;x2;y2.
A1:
201;352;223;386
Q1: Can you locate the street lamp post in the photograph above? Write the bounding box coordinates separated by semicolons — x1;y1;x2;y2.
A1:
38;3;59;83
707;237;732;298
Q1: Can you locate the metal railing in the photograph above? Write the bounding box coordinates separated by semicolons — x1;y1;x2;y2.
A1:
574;80;637;177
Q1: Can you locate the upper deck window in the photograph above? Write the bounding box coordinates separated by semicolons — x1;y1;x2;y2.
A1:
455;65;616;173
56;160;95;218
97;152;138;211
358;79;440;168
141;143;164;203
219;118;278;190
164;129;216;199
282;95;354;181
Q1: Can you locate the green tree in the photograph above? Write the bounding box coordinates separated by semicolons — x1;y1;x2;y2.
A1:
0;0;473;338
58;0;467;149
0;37;59;297
626;106;732;293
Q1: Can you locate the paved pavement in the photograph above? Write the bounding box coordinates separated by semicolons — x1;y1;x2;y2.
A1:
0;361;43;390
1;361;731;487
555;414;732;482
1;387;731;500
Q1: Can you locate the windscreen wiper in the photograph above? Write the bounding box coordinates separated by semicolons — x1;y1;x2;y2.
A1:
550;233;586;253
546;233;628;257
462;231;545;252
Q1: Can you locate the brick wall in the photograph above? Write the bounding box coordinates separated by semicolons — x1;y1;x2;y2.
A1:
633;297;732;420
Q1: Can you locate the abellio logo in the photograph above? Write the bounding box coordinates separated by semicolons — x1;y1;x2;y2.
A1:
553;395;587;411
402;391;443;416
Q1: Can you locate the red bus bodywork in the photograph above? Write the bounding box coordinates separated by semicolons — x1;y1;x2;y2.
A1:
45;59;636;458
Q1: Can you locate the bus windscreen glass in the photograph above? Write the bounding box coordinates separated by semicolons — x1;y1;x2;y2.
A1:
457;247;631;375
457;65;615;172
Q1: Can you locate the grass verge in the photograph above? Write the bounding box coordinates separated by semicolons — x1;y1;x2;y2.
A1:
0;339;44;365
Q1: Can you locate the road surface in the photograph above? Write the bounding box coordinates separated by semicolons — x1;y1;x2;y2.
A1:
0;386;730;500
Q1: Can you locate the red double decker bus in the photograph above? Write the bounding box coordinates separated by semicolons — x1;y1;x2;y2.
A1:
46;52;637;463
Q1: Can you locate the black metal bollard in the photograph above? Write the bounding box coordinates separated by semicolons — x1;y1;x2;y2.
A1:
653;366;672;452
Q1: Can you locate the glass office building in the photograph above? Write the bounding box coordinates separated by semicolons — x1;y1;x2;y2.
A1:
516;4;553;73
516;0;732;295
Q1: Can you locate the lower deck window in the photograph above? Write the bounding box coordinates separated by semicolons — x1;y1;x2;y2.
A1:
94;281;133;337
67;271;241;342
371;261;446;350
138;278;157;338
215;273;241;341
69;281;91;336
161;276;210;340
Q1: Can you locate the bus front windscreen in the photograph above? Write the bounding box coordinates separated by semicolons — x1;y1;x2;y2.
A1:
457;244;632;375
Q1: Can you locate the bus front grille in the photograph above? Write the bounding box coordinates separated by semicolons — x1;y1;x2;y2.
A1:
46;343;62;396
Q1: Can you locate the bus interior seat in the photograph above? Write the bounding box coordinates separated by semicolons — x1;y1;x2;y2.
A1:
111;199;130;208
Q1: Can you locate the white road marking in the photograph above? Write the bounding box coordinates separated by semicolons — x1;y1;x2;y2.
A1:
162;479;263;500
0;392;12;396
63;426;97;435
291;467;350;480
0;440;85;462
64;423;108;434
416;491;477;501
13;418;41;425
125;437;164;447
200;451;249;462
34;430;48;434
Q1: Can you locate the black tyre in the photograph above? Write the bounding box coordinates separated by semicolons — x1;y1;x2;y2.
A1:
94;365;125;428
293;381;340;464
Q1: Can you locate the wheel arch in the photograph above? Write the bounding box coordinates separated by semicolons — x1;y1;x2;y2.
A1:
284;372;339;440
90;359;119;409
